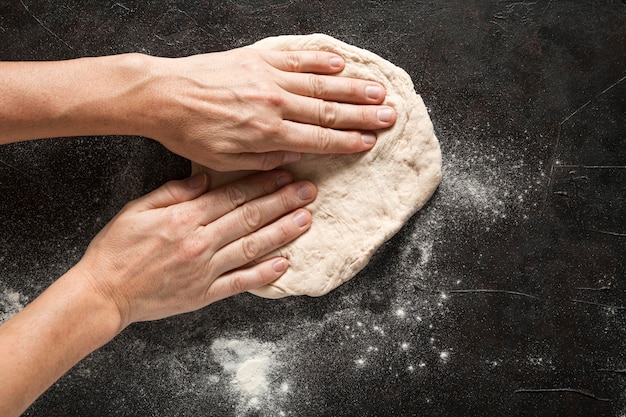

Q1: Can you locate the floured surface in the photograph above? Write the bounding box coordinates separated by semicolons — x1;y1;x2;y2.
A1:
193;34;442;298
7;3;625;416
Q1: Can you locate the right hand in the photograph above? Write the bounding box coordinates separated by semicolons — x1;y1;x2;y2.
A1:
74;170;316;328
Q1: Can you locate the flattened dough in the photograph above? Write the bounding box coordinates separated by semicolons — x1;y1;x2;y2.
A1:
193;34;441;298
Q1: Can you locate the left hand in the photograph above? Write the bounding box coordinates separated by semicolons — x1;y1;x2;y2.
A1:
132;48;396;171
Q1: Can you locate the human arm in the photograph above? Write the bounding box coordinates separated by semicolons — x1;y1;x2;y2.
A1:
0;170;315;416
0;49;395;171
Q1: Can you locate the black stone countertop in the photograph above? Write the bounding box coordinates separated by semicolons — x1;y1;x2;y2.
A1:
1;1;625;416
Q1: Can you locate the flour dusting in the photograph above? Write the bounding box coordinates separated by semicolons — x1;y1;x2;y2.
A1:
209;336;295;416
211;338;274;395
236;357;270;395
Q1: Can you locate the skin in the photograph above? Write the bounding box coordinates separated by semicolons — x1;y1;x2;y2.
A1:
0;48;396;170
0;48;396;417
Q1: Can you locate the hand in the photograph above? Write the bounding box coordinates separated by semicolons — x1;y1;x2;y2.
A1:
137;48;396;171
75;170;316;327
0;171;316;416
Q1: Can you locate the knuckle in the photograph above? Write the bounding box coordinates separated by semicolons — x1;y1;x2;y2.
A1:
279;188;296;210
162;180;183;202
314;51;327;65
259;152;282;171
349;131;365;150
180;236;205;259
318;101;338;127
308;75;327;98
240;50;264;70
358;106;370;124
275;222;292;243
242;204;262;230
228;274;248;295
349;79;363;98
251;80;274;99
226;185;245;208
241;236;260;261
285;52;303;72
316;127;333;152
258;119;282;142
265;89;284;107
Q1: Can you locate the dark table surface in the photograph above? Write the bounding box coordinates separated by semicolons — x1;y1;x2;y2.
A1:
1;1;625;416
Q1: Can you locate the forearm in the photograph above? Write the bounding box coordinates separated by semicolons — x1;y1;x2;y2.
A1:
0;54;155;145
0;266;122;417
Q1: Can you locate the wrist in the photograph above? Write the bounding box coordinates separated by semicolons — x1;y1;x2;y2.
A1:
97;53;162;139
56;264;126;342
67;261;129;335
68;53;159;139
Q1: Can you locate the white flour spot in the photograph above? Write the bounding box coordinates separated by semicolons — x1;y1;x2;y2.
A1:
208;336;297;416
236;358;269;395
211;338;274;396
0;287;27;324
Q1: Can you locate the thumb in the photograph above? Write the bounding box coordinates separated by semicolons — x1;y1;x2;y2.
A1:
138;173;210;210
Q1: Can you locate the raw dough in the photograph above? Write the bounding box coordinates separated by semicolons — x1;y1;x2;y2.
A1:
193;34;441;298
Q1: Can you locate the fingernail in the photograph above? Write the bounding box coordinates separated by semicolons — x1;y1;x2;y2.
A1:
361;133;376;146
365;85;382;100
275;173;293;188
377;107;395;122
293;210;310;227
297;184;315;200
187;173;206;189
329;56;344;68
273;258;289;273
282;152;301;165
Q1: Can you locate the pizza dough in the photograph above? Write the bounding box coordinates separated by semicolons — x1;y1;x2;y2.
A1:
193;34;441;298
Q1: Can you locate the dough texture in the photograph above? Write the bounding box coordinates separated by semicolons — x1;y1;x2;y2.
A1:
193;34;441;298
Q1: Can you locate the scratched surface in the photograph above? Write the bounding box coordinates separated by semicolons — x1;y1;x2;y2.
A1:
1;1;625;416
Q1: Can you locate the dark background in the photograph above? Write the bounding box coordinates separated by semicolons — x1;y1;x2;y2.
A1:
1;1;625;416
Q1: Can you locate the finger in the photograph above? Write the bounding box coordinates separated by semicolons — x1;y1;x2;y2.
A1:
279;72;387;104
205;257;289;302
209;150;301;172
273;120;378;154
282;94;396;130
210;181;316;248
192;170;297;225
137;173;210;210
211;208;312;277
258;50;345;74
